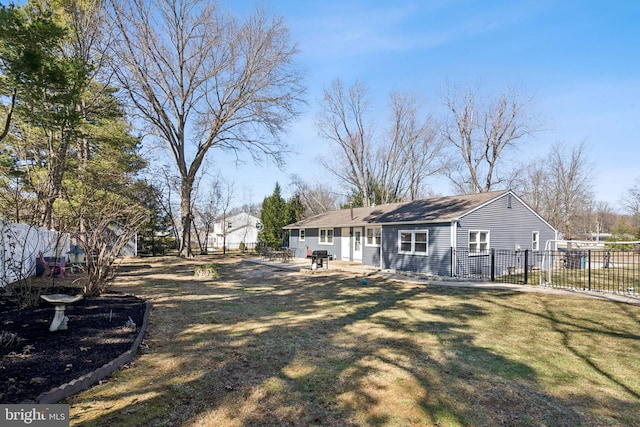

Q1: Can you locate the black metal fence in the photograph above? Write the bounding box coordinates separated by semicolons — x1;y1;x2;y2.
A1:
452;248;640;295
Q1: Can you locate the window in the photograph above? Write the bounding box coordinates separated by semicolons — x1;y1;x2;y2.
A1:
398;230;429;255
400;232;412;252
532;231;539;251
299;229;305;241
366;227;381;246
415;232;427;253
319;228;334;244
227;222;233;229
469;230;490;254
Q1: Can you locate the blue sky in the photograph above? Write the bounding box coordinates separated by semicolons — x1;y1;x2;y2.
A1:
212;0;639;211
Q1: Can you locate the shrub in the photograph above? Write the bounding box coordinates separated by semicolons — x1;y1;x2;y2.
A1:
194;263;219;279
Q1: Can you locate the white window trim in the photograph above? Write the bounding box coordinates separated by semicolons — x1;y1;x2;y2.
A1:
365;227;381;247
319;228;334;245
299;228;305;242
532;231;539;251
397;230;429;256
469;230;490;256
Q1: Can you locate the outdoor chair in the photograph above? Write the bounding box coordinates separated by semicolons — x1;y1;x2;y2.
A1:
37;252;66;278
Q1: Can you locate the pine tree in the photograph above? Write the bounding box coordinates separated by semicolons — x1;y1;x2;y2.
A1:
259;183;288;248
286;193;305;224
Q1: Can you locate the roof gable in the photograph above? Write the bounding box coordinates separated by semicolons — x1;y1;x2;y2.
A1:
215;212;259;224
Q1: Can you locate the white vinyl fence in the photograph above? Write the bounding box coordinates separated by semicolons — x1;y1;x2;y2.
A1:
0;219;70;287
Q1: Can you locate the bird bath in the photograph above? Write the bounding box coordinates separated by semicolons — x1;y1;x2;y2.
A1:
40;294;84;332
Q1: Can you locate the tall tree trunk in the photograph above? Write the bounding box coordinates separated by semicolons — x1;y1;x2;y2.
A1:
179;180;194;257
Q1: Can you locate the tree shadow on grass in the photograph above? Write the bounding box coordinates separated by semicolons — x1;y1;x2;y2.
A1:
472;292;640;425
295;288;582;427
68;259;627;426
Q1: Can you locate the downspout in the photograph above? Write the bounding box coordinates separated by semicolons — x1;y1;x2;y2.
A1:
379;226;383;270
451;220;458;277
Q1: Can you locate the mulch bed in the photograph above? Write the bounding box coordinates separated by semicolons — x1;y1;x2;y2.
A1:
0;285;146;404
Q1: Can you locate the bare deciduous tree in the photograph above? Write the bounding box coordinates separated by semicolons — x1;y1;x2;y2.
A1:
289;175;340;216
107;0;305;256
192;175;222;254
316;79;375;206
546;142;593;239
441;83;538;194
581;200;616;240
621;176;640;233
378;90;444;202
511;159;548;213
316;81;443;205
514;141;593;238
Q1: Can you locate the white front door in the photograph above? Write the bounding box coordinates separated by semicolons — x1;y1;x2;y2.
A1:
353;227;363;262
341;228;350;260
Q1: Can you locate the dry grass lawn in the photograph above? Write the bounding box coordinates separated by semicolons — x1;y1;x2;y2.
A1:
66;255;640;426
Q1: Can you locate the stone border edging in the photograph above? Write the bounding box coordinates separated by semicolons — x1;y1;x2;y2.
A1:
24;299;151;404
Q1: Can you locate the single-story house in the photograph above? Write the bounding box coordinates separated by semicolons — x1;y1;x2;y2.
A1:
284;190;558;277
207;212;261;250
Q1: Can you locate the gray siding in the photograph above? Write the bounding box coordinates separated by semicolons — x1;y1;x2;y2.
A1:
288;227;341;259
378;224;452;276
457;193;555;252
363;244;381;268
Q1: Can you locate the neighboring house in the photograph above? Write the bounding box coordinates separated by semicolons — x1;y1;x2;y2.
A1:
103;221;138;257
207;212;261;250
284;190;558;276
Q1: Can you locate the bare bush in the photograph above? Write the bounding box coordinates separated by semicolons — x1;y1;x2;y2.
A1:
75;211;148;298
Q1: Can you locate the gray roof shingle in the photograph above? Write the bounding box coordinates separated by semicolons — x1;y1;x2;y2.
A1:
284;191;508;229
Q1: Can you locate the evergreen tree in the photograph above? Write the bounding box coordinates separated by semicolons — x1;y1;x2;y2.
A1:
286;193;305;224
134;181;175;256
342;181;387;208
1;2;147;228
0;3;92;226
259;183;288;248
0;4;68;127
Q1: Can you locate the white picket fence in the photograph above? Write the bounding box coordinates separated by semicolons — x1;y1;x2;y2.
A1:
0;219;70;287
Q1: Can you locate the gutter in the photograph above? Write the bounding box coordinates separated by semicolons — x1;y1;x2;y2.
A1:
283;218;459;230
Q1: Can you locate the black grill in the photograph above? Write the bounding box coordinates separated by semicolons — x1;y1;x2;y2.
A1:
311;250;329;269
